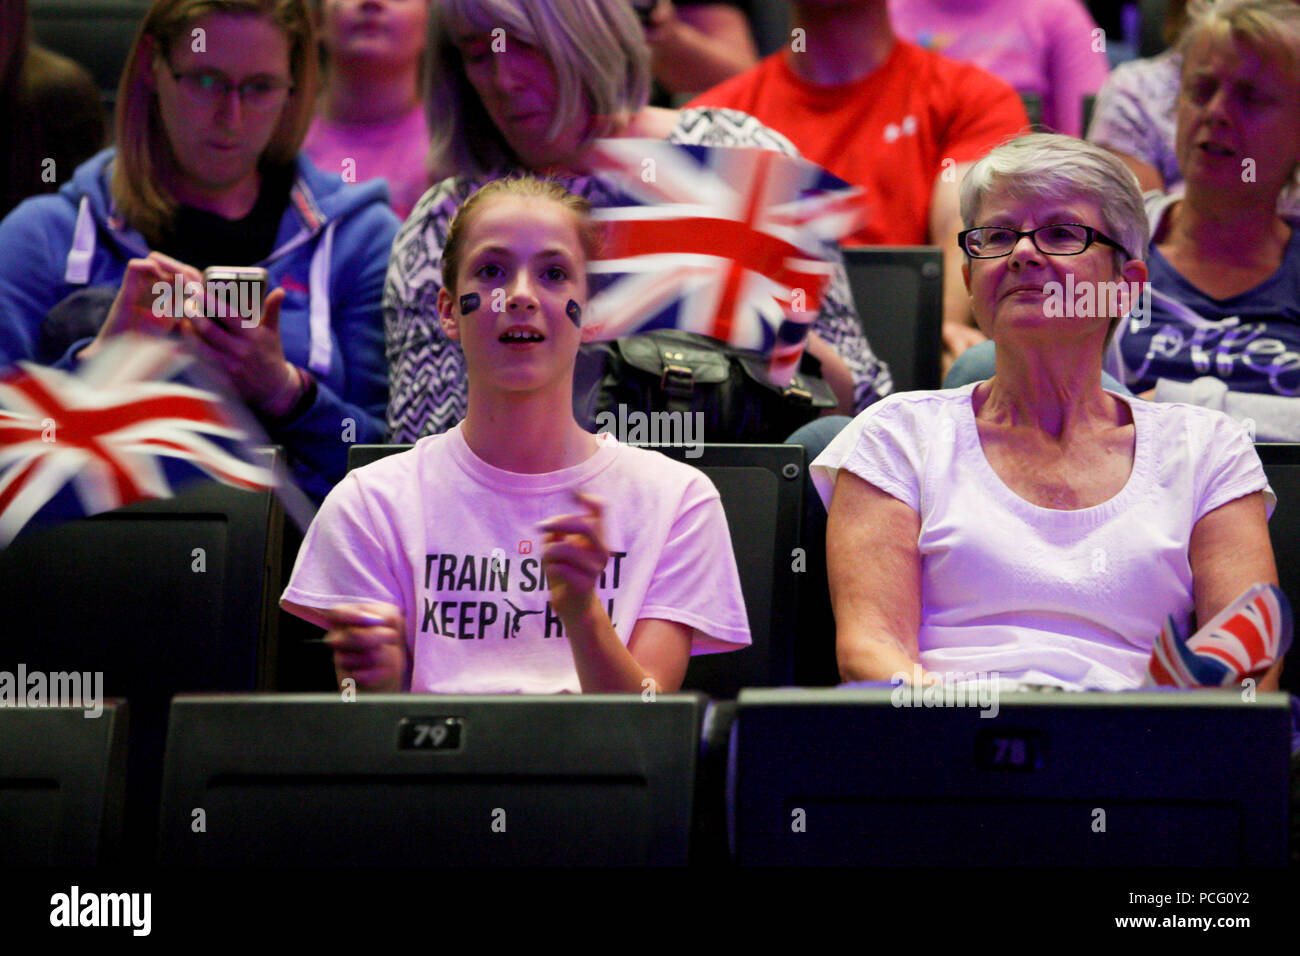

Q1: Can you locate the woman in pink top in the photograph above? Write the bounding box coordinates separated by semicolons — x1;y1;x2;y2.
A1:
303;0;432;218
889;0;1109;136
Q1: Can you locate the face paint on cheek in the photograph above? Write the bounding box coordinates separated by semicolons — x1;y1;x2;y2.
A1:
566;299;582;327
460;292;481;314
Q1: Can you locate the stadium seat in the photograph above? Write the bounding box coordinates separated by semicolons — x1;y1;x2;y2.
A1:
1019;92;1045;131
729;686;1292;866
158;693;708;865
30;0;150;110
1256;443;1300;695
1139;0;1171;56
747;0;792;57
842;246;944;392
649;443;805;696
0;700;128;865
1082;93;1097;136
346;442;807;697
693;697;736;864
0;451;286;861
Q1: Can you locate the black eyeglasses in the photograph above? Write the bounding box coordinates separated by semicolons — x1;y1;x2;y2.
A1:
958;223;1132;260
169;69;294;110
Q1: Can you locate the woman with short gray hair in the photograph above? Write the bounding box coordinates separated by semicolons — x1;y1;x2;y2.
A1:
958;133;1150;345
816;133;1280;693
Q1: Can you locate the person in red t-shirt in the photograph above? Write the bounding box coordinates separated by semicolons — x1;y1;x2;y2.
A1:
689;0;1029;363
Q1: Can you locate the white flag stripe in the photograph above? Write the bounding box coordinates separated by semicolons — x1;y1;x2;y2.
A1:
0;442;52;469
78;334;182;389
587;252;736;274
588;268;717;339
591;204;727;224
117;435;274;487
590;140;727;206
0;452;88;545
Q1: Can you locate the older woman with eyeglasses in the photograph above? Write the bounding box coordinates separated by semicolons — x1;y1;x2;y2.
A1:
0;0;399;501
814;133;1281;692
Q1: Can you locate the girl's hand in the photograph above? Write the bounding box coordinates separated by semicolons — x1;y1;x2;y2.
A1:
539;492;609;619
319;603;407;693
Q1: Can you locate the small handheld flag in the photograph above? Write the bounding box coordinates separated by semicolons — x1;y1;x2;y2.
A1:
1146;582;1292;687
0;334;295;546
583;140;869;385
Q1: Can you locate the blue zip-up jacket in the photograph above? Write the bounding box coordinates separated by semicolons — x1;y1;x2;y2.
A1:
0;149;399;502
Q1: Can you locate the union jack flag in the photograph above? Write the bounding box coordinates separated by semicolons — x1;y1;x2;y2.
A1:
0;335;276;546
1146;582;1293;687
584;140;869;384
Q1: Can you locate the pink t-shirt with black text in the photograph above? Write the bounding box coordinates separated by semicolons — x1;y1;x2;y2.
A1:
282;427;751;693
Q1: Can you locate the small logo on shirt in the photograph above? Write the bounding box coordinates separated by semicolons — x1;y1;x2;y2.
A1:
883;115;918;143
518;540;532;554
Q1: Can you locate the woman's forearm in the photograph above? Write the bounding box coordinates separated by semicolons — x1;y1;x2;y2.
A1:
837;630;928;684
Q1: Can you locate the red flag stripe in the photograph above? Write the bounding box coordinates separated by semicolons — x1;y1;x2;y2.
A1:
1197;644;1249;672
600;218;833;310
1258;598;1274;644
1158;629;1199;686
711;150;775;343
0;428;45;444
9;374;232;443
1217;613;1269;666
1148;648;1178;686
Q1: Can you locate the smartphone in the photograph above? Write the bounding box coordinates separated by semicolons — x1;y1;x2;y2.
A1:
202;266;268;330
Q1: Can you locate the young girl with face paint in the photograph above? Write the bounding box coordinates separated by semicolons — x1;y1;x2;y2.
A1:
281;177;751;694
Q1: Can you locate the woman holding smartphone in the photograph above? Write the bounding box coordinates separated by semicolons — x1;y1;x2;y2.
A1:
0;0;398;501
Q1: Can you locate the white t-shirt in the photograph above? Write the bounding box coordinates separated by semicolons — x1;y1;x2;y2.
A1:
812;384;1274;691
282;426;751;693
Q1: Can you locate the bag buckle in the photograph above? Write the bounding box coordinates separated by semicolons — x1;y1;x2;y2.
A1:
661;363;695;398
782;383;813;405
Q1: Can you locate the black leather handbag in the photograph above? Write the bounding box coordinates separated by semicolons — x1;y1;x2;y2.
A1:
575;329;837;444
